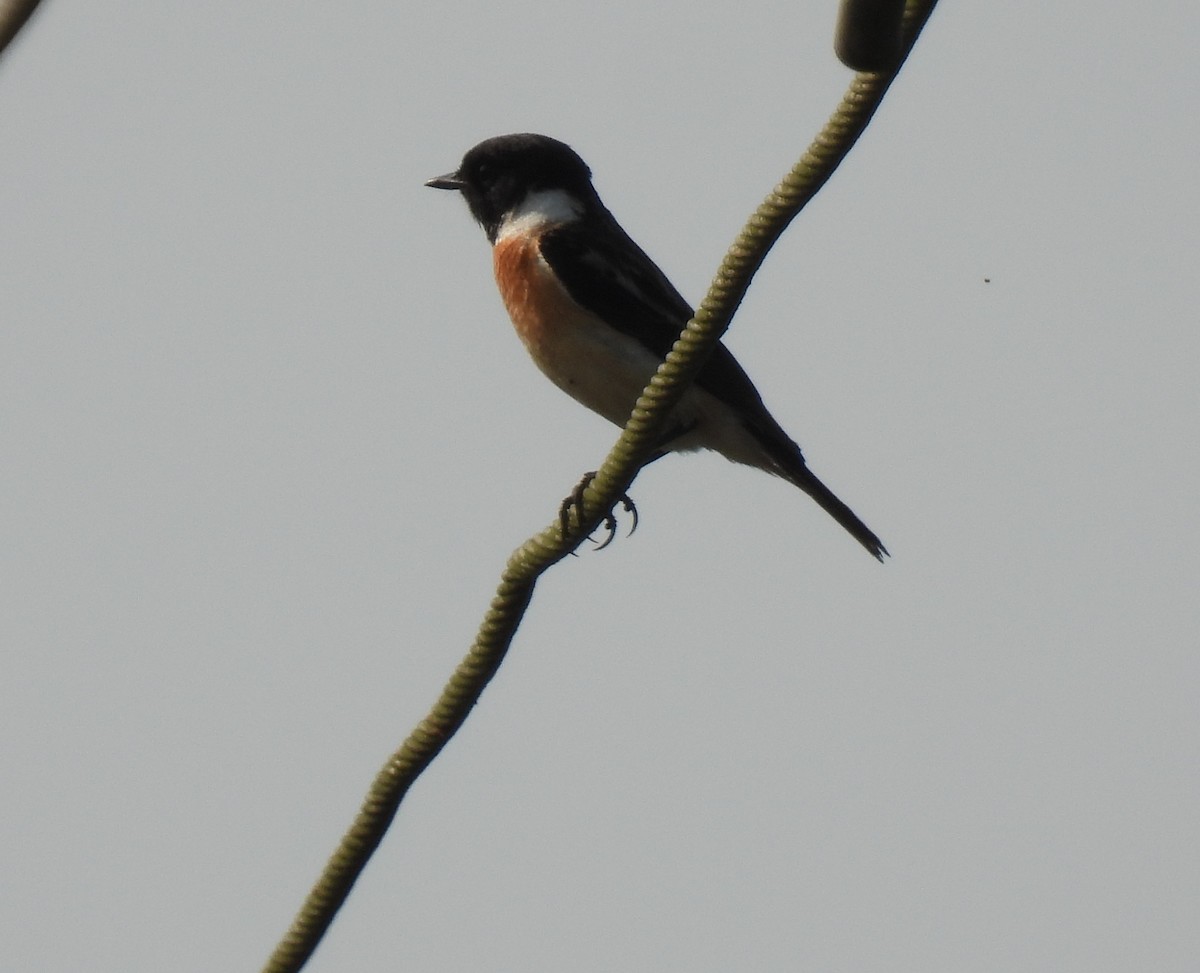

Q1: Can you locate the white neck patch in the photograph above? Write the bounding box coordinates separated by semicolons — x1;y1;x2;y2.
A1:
496;189;583;242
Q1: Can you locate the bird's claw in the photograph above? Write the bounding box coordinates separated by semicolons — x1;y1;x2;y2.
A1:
559;472;638;550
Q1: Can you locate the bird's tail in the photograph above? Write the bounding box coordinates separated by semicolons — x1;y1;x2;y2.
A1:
787;464;889;561
757;427;888;561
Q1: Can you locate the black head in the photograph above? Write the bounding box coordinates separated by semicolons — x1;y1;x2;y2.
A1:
426;134;597;242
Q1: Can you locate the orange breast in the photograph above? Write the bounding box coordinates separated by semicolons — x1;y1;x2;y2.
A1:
492;233;581;360
490;230;665;426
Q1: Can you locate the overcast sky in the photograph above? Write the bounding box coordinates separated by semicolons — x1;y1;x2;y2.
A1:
2;2;1197;971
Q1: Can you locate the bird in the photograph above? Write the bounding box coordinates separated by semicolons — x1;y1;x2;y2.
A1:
425;133;887;561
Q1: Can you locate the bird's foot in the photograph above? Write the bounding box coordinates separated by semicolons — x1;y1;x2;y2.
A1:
559;472;639;550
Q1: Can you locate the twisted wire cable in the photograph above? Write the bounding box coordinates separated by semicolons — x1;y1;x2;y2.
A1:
264;3;937;969
0;0;45;59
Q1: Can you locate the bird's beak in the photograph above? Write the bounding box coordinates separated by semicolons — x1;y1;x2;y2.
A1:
425;172;465;191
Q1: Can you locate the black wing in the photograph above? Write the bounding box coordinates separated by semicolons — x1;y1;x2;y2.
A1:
542;213;888;561
539;215;773;420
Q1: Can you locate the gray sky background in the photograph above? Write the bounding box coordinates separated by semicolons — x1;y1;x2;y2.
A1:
3;2;1197;971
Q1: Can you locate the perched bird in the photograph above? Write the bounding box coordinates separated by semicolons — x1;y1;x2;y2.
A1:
426;133;887;560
